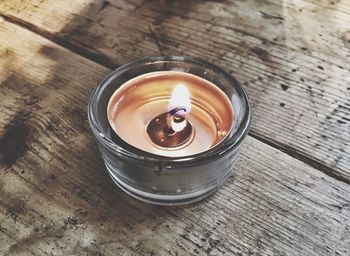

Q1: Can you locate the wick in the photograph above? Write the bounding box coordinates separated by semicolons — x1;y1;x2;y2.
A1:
169;107;186;116
147;108;193;148
165;108;187;134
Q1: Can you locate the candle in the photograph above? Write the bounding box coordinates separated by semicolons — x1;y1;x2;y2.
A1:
88;56;251;205
107;71;234;157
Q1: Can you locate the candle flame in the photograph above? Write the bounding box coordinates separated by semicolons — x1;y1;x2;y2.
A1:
168;84;191;115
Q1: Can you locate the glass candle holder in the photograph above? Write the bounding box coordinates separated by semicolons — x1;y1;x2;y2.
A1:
88;56;251;205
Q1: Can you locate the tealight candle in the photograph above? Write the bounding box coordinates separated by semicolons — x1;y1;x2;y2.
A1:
107;71;234;157
88;56;251;205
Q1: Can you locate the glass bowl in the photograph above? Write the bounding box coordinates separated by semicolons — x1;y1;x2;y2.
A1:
88;56;251;205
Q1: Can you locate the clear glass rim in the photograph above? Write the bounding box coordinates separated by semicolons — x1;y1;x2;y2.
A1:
88;56;252;165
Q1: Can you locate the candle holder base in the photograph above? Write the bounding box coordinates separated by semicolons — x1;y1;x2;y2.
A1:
106;164;230;206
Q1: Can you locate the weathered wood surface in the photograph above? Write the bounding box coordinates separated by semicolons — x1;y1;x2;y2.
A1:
1;0;350;255
0;0;349;182
1;16;350;255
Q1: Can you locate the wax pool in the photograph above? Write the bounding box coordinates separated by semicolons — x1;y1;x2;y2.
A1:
107;71;234;157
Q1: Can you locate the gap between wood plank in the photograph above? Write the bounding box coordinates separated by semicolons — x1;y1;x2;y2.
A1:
249;132;350;185
0;13;117;70
1;12;349;186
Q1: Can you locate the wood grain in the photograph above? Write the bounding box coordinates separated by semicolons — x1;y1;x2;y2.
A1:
1;19;350;256
0;0;349;182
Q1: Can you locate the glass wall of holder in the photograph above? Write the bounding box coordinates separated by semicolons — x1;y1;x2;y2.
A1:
88;56;251;205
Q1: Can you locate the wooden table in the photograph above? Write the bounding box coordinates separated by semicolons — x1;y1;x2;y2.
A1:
0;0;349;255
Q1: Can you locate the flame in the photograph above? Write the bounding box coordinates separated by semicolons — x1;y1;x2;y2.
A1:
168;84;191;115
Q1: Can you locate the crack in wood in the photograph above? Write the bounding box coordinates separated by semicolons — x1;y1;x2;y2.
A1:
260;11;284;21
249;131;350;185
148;25;164;55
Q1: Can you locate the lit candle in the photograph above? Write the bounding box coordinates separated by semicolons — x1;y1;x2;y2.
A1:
88;56;251;205
107;71;234;157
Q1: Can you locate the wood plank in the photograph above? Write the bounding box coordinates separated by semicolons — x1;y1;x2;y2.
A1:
1;19;350;256
1;0;349;182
